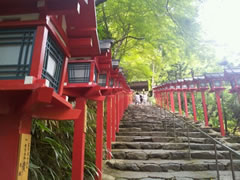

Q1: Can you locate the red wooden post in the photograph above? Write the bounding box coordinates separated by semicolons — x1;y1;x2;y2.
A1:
124;94;126;108
112;95;116;142
72;98;87;180
0;110;32;180
119;94;122;120
177;92;182;115
158;92;161;107
160;92;163;107
155;92;158;106
121;94;123;116
170;91;175;112
183;91;189;117
123;94;125;112
215;91;225;136
191;91;197;122
116;94;120;132
96;99;104;180
106;96;112;160
204;73;225;136
164;91;167;109
166;92;169;110
162;92;165;108
201;91;209;126
120;94;123;119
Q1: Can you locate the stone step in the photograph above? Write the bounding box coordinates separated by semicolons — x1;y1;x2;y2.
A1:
117;131;221;138
119;127;211;133
112;142;240;151
115;136;228;144
103;166;240;180
120;119;163;125
119;123;163;128
105;159;240;172
112;149;240;160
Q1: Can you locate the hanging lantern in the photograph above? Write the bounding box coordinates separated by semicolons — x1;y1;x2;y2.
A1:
0;28;35;80
0;27;69;93
110;78;114;87
67;60;98;85
193;76;208;91
112;59;120;69
176;79;184;91
184;77;196;90
205;73;224;91
98;73;107;87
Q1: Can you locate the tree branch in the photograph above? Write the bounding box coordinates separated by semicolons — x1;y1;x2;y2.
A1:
101;4;111;38
165;0;185;37
113;36;144;46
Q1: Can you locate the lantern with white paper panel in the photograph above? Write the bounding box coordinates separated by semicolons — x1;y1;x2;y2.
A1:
112;59;120;69
67;60;98;85
98;73;107;87
0;28;35;80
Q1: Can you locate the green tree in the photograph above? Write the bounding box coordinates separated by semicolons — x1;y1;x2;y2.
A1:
97;0;215;86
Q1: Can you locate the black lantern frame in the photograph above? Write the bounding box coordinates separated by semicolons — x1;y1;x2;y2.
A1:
67;60;98;85
0;28;36;80
98;73;107;87
42;35;65;92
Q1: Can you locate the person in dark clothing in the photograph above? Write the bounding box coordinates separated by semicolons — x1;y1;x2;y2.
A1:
140;94;143;104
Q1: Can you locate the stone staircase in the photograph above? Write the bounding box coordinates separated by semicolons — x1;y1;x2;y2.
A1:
103;105;240;180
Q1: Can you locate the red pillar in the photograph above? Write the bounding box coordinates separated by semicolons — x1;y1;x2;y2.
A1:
95;99;104;180
201;91;209;126
116;94;120;133
163;92;167;109
0;112;32;180
158;92;161;107
215;91;225;136
183;91;189;117
112;96;116;142
121;94;124;119
155;93;158;105
162;92;165;108
170;91;175;112
191;91;197;122
72;98;87;180
106;96;112;160
166;92;169;110
177;92;182;115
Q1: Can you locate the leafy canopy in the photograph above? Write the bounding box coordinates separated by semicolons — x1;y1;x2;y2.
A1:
97;0;216;85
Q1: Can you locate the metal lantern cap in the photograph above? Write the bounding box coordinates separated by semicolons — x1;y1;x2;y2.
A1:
224;67;240;75
205;72;224;79
177;79;184;83
184;77;193;82
193;76;205;81
100;39;114;52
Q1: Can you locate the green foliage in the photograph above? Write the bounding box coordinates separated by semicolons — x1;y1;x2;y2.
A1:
97;0;214;84
29;101;100;180
29;120;73;180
